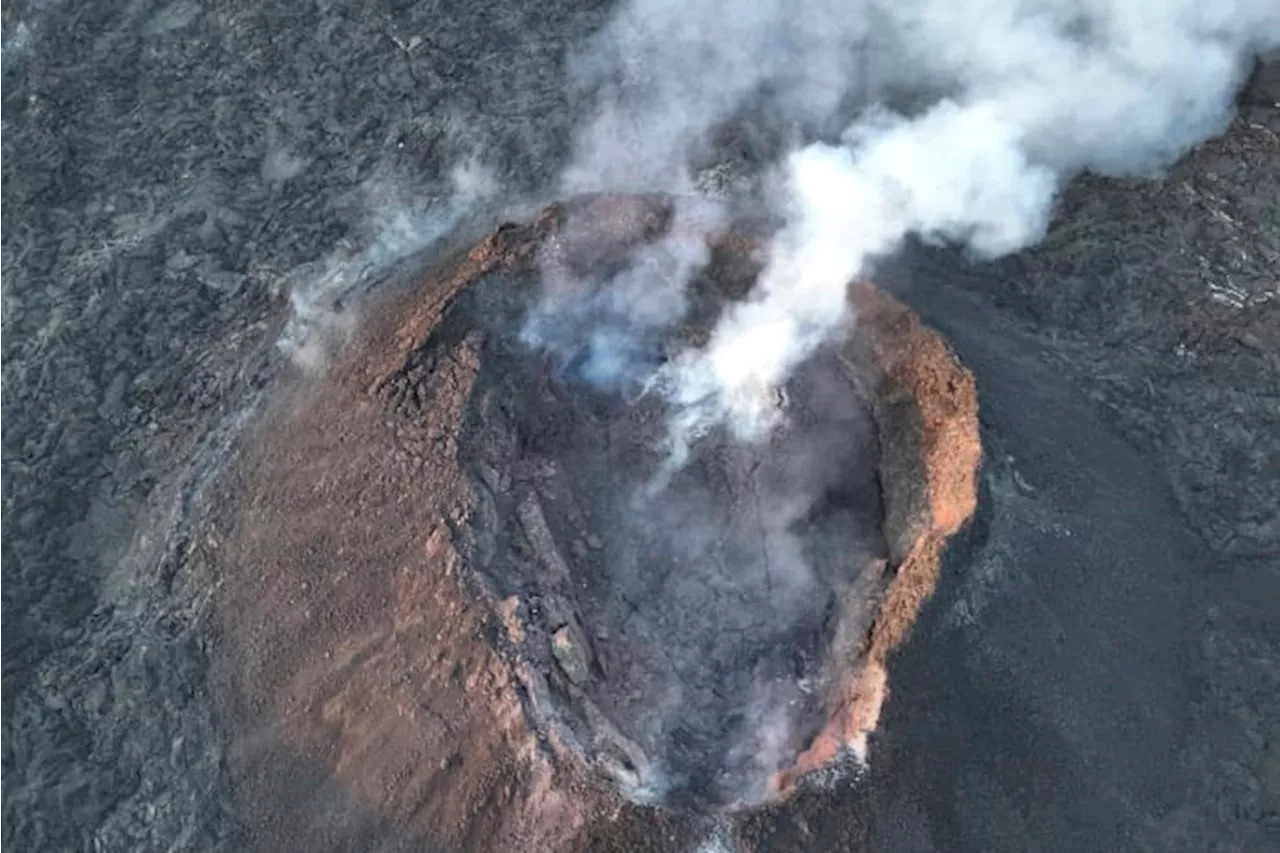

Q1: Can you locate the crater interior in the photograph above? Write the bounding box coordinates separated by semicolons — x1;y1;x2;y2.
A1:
383;196;893;810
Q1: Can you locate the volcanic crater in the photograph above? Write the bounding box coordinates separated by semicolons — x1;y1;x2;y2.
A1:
213;194;981;840
381;194;979;809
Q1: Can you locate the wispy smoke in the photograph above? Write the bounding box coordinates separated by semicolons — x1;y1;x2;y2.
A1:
1;20;33;70
691;826;737;853
522;195;728;389
561;0;1280;437
561;0;875;194
279;158;497;370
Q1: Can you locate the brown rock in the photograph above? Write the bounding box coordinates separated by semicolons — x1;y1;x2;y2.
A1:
552;622;594;686
776;283;981;793
498;595;526;644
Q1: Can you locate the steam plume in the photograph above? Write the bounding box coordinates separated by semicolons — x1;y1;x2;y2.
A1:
563;0;1280;438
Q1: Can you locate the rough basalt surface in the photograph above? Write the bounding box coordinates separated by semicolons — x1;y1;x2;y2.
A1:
5;5;1275;846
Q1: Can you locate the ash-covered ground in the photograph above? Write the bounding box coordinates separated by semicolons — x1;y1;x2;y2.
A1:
2;1;1279;851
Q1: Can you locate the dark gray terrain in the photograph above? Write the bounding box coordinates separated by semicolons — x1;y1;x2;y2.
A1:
3;0;1278;850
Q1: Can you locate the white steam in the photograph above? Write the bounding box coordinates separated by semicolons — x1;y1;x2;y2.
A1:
691;827;738;853
667;101;1058;434
279;159;497;370
523;195;728;389
564;0;1280;438
561;0;873;193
